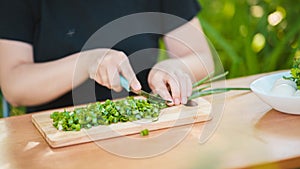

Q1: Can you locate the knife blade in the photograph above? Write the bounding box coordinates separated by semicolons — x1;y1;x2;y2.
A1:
119;75;171;104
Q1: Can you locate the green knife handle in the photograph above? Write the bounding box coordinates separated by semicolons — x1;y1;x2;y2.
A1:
120;75;130;92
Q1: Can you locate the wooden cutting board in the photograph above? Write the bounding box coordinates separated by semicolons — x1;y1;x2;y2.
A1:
32;97;211;148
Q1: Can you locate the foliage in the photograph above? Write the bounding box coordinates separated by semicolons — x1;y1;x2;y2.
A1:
0;92;25;118
198;0;300;78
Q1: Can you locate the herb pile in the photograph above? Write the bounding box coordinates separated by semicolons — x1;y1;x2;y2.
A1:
284;56;300;89
50;97;167;131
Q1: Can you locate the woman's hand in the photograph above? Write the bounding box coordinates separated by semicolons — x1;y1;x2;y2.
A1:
0;41;141;106
148;59;193;106
85;49;141;92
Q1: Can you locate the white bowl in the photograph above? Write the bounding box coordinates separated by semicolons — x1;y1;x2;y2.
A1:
250;71;300;115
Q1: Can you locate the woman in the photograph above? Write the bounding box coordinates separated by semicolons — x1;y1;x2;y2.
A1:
0;0;214;113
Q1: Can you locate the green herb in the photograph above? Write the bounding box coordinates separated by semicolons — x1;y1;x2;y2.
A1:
189;72;251;100
140;129;149;136
189;87;251;100
284;56;300;89
192;71;229;88
50;97;167;131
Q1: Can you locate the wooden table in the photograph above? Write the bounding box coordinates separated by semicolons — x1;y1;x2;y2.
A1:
1;71;300;169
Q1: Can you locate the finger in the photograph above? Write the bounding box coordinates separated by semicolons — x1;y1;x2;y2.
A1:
177;73;187;104
175;72;192;104
118;54;141;91
167;75;181;105
107;67;122;92
98;65;109;88
88;63;98;80
186;75;193;97
88;61;104;86
151;80;174;106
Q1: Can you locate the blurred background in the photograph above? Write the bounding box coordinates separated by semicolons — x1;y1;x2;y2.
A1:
198;0;299;78
1;0;299;117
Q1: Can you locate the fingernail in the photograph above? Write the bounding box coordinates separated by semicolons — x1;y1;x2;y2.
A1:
167;100;173;106
133;83;141;90
115;86;123;92
174;98;180;105
181;97;187;104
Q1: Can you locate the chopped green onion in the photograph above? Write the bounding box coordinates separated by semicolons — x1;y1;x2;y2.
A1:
140;129;149;136
50;97;166;131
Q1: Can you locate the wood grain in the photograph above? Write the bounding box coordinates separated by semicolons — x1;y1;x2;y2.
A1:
32;97;211;148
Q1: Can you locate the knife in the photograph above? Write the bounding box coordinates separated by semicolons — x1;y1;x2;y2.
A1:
119;75;171;104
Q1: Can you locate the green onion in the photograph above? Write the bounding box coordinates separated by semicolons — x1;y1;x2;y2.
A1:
140;129;149;136
191;85;210;95
190;71;250;100
50;97;166;131
192;71;229;88
189;87;251;100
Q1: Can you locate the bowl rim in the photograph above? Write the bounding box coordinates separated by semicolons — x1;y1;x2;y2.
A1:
250;71;300;100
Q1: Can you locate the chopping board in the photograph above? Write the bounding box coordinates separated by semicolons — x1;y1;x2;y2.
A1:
32;97;211;148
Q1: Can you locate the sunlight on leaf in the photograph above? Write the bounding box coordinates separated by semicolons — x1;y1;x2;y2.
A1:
250;5;264;18
247;0;259;5
222;2;235;18
239;25;248;37
276;6;286;18
251;33;266;53
295;50;300;59
268;11;284;26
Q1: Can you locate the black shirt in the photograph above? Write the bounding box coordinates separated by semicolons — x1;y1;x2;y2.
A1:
0;0;200;112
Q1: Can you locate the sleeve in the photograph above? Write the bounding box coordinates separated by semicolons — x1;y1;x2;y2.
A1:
160;0;201;34
0;0;35;44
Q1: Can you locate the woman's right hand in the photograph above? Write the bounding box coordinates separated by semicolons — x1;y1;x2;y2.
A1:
0;40;141;106
84;49;141;92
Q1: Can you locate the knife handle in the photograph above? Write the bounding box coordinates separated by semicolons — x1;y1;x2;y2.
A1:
120;75;130;92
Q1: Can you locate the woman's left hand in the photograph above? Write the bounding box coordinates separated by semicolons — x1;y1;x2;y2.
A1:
148;59;193;106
